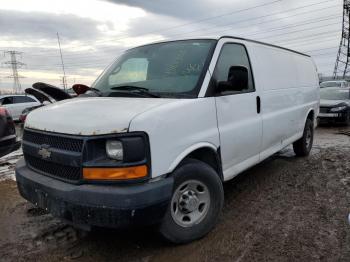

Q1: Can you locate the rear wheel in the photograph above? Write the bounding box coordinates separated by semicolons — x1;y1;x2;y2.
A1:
159;159;224;244
293;119;314;157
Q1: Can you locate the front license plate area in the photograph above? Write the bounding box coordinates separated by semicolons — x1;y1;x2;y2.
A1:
35;189;48;210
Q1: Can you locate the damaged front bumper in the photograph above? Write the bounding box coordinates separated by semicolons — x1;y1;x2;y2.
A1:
16;159;173;229
318;112;349;124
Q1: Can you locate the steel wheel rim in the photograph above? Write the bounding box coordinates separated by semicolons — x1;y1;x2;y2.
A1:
171;180;210;227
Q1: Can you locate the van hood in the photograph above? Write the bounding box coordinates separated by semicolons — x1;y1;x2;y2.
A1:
25;97;178;135
320;99;350;107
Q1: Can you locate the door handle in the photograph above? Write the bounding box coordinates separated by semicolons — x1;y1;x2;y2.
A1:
256;96;261;114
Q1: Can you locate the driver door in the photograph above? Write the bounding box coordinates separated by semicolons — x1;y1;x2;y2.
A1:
213;43;262;180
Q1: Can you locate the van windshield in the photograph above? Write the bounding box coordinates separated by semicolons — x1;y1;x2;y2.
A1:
92;40;216;98
320;81;344;88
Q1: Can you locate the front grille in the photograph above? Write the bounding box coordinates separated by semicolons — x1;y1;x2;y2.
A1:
23;129;83;152
23;129;84;182
320;107;329;113
25;154;81;181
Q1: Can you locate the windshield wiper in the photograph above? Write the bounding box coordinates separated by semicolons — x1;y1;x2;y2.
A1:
110;85;160;98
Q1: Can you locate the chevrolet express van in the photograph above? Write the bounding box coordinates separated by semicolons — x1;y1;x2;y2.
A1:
16;36;319;243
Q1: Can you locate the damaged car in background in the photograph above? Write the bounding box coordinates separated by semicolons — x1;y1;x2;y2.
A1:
20;83;72;123
318;87;350;125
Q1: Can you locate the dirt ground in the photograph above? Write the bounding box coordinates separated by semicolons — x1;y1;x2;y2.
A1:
0;125;349;262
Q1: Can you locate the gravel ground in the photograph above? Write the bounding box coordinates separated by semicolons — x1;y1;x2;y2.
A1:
0;126;349;262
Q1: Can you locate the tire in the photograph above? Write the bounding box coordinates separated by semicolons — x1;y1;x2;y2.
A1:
159;159;224;244
293;118;314;157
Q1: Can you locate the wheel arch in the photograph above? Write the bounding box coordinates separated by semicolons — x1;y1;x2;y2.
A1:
305;108;315;127
167;143;223;181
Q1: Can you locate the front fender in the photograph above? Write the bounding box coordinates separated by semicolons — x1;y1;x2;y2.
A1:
129;98;220;178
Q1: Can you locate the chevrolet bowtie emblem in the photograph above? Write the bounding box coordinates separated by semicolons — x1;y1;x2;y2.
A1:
38;147;51;159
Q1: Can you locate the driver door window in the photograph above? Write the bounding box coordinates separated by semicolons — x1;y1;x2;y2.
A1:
214;44;255;95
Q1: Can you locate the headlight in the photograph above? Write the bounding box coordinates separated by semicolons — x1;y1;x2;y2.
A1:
106;140;123;160
84;134;149;181
330;106;347;112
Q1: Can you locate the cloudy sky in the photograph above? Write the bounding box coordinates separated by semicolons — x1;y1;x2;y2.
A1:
0;0;343;92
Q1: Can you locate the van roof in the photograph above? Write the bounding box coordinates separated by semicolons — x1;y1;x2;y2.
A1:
218;36;310;58
128;36;310;58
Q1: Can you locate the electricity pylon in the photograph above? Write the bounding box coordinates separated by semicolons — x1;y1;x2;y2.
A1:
334;0;350;79
3;51;25;93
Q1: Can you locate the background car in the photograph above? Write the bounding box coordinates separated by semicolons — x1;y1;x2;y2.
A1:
318;87;350;125
0;95;41;121
18;87;56;124
320;80;349;88
0;107;20;158
19;105;44;124
17;83;73;124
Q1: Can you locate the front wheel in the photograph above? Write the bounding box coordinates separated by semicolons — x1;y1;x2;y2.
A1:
293;119;314;157
159;159;224;244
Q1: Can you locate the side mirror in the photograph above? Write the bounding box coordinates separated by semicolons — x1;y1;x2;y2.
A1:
72;84;90;95
217;66;249;93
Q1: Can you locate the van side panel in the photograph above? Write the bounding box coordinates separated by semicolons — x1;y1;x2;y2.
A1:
293;54;320;126
248;43;319;159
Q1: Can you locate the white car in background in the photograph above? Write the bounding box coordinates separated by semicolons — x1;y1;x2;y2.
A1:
0;95;41;121
320;80;349;88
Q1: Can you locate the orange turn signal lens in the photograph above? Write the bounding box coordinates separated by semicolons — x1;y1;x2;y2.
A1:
83;165;148;180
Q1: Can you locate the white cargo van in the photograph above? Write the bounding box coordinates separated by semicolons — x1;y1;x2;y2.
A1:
16;36;319;243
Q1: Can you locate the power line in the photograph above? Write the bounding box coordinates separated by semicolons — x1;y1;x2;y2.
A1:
257;22;339;41
24;0;339;57
282;33;340;47
44;0;287;50
5;1;340;76
160;1;340;40
68;0;338;47
24;15;342;70
239;15;341;38
6;0;337;76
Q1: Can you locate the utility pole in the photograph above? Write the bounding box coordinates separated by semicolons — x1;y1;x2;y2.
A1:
60;76;68;89
57;32;67;91
3;51;25;93
334;0;350;79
